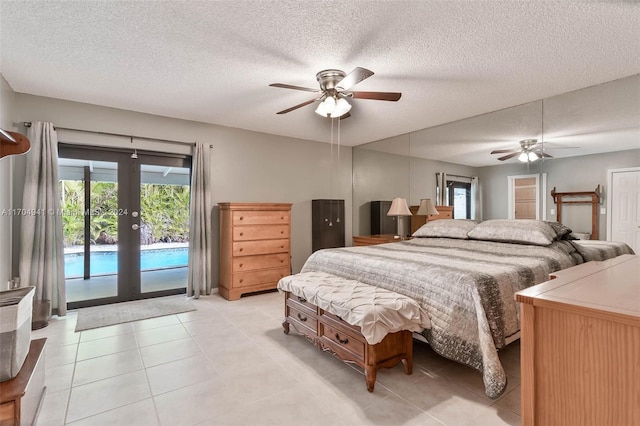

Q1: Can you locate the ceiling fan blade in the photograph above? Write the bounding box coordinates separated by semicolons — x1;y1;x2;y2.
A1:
339;112;351;120
336;67;374;91
276;98;317;114
490;149;515;154
350;91;402;101
498;152;520;161
269;83;320;93
540;152;553;158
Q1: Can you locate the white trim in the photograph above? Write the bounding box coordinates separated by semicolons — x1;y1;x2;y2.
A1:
542;172;547;221
606;166;640;241
507;174;541;220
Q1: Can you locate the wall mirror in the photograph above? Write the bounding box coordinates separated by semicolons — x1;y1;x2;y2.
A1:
352;74;639;241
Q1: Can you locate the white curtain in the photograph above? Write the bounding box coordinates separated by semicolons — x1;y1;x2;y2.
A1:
187;142;212;298
19;122;66;316
471;176;482;221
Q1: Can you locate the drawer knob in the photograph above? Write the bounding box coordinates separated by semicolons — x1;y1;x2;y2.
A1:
280;231;284;234
240;232;244;236
297;313;308;322
281;216;284;220
239;248;243;252
335;333;349;345
281;245;284;248
239;216;243;220
280;260;284;263
239;263;243;268
239;279;244;283
298;297;307;303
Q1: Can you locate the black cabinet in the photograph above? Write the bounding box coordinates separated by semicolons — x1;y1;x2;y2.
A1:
371;201;397;235
312;199;345;252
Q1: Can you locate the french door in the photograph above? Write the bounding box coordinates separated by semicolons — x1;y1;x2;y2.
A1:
58;144;192;309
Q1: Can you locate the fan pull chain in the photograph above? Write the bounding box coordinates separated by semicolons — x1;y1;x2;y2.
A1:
329;118;334;227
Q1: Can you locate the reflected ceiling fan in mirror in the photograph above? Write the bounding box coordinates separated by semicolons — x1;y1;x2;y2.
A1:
269;67;401;118
490;139;578;162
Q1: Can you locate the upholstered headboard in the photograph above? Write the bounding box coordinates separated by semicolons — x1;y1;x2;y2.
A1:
409;205;453;235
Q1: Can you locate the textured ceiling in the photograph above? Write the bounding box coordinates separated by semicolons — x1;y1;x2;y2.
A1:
1;1;639;166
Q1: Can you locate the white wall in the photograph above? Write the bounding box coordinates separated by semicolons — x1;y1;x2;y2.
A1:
0;75;15;289
13;93;353;285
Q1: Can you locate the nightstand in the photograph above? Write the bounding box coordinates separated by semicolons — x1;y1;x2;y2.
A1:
353;234;410;246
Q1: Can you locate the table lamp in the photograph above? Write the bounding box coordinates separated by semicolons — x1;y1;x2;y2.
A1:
386;197;412;239
416;198;439;220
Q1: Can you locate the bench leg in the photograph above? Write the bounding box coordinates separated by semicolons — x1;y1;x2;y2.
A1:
365;366;377;392
282;319;290;335
402;333;413;374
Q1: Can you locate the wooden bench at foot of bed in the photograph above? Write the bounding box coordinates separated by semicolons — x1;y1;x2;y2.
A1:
278;272;430;392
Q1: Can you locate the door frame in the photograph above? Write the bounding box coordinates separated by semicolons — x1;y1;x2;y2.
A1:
59;144;191;309
507;173;547;220
606;166;640;243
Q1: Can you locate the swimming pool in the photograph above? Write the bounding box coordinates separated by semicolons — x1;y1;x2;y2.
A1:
64;247;189;278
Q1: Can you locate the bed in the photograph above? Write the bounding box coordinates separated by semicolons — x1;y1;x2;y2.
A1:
299;219;634;399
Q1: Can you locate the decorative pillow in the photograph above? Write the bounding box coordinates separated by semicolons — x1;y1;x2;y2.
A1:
412;219;478;239
544;221;573;240
467;219;557;246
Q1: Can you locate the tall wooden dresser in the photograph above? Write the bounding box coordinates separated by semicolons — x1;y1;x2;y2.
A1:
516;254;639;426
218;203;292;300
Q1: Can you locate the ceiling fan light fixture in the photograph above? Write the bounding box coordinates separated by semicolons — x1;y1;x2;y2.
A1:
315;96;336;117
528;151;539;162
518;152;529;162
330;97;352;118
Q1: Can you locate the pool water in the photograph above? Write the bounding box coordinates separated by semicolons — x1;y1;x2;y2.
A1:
64;247;189;278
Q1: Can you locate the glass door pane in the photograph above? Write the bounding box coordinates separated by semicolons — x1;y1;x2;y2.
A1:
59;158;120;303
138;163;190;294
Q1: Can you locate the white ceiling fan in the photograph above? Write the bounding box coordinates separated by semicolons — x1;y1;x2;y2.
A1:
490;139;578;162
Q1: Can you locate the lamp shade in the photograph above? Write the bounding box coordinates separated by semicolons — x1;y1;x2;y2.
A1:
387;197;412;216
330;98;352;118
416;199;439;216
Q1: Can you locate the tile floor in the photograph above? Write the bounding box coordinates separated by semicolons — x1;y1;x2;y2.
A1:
33;291;521;426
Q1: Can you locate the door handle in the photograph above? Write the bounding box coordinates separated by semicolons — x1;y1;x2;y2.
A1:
132;224;139;230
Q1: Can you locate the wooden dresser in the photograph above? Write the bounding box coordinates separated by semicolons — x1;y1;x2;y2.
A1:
516;254;639;426
218;202;292;300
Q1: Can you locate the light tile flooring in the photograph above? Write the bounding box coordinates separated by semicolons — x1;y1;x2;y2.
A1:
33;291;521;426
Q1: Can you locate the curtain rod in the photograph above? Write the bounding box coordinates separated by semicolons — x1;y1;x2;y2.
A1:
23;122;200;146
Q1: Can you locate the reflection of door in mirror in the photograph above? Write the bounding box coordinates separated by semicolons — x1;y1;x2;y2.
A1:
508;174;540;219
447;181;471;219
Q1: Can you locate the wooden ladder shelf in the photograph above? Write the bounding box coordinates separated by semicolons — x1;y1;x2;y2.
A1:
550;185;600;240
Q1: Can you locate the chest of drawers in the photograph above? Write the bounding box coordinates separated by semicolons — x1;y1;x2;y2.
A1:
219;202;292;300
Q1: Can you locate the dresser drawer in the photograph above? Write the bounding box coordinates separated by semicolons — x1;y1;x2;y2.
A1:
321;323;365;361
232;253;289;272
233;225;289;241
233;210;290;225
233;239;289;256
233;267;290;288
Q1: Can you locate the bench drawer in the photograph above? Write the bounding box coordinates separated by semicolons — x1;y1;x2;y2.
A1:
287;304;318;335
320;323;365;361
286;293;317;313
321;311;361;333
